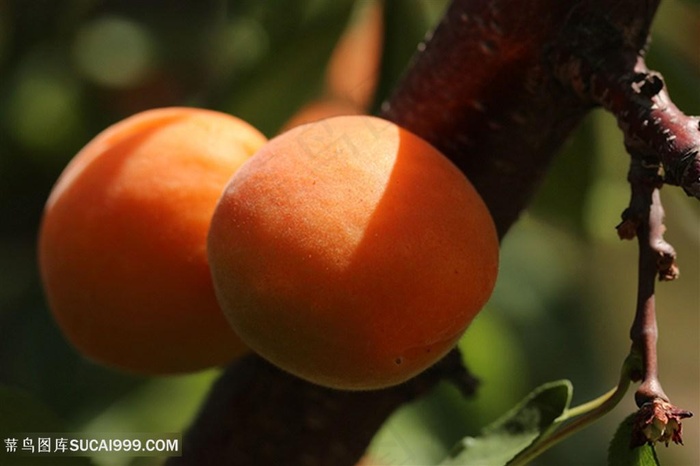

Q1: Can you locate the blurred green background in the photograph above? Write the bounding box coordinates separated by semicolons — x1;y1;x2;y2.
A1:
0;1;697;465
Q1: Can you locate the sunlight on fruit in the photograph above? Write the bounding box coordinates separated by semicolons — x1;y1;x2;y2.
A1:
208;115;498;390
72;16;155;88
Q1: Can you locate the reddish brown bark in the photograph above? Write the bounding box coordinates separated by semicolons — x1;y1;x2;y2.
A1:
167;350;475;465
382;0;583;237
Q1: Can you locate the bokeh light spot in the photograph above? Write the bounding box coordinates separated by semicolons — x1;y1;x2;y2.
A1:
73;16;155;88
207;17;269;77
5;62;84;159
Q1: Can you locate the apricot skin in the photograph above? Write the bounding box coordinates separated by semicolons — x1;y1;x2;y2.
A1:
208;115;499;390
38;107;266;375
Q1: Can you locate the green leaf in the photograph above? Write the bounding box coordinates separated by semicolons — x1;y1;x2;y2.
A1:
0;385;94;465
439;380;573;466
0;385;65;433
608;413;660;466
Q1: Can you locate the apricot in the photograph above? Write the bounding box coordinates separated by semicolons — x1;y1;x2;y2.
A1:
280;98;363;132
38;107;266;374
207;115;499;390
325;0;383;109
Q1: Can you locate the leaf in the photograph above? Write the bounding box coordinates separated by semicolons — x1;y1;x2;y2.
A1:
439;380;573;466
80;371;218;434
0;385;65;433
0;385;94;465
608;413;660;466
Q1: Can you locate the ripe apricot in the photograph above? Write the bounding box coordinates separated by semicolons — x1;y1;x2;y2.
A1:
38;107;266;374
281;98;363;132
207;115;499;390
325;0;383;110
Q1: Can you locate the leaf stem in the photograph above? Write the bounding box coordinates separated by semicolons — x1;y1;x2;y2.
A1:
508;358;635;466
561;386;620;420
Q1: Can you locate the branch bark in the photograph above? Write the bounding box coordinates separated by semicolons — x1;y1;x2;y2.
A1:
620;162;693;448
593;59;700;199
167;1;697;464
167;350;475;466
381;0;584;238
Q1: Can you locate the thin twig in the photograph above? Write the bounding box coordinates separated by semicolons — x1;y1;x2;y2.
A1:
550;6;697;447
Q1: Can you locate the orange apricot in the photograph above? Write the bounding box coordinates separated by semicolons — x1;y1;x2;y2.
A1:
207;115;499;390
38;107;266;374
280;98;363;132
325;0;383;109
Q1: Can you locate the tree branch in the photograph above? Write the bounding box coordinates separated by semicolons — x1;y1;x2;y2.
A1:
167;350;475;465
381;0;587;238
551;20;700;199
602;61;700;199
620;166;693;448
